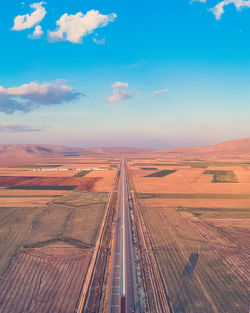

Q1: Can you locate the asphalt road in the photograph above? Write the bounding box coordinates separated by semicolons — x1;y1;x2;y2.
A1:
108;159;139;313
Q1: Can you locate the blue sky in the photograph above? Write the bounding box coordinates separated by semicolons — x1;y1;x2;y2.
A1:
0;0;250;148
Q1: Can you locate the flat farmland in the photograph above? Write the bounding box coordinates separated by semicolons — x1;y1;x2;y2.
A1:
87;170;116;191
130;166;250;194
181;212;250;289
0;167;77;177
129;161;250;209
0;189;67;196
129;159;250;312
0;247;91;313
0;175;101;190
0;197;55;207
0;206;43;279
141;206;249;313
24;191;108;248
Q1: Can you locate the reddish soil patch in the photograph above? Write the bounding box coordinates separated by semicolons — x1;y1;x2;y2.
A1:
0;247;91;313
0;176;102;191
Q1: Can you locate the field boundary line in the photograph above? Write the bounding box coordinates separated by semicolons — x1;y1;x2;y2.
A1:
128;166;173;313
75;169;119;313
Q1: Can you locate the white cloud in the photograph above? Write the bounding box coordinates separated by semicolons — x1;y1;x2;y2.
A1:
48;9;117;43
154;88;168;96
210;0;250;19
0;81;82;114
28;25;43;39
106;82;134;103
12;2;46;31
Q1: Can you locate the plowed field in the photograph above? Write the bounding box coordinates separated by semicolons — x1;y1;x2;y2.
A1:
0;176;101;191
142;206;249;313
0;248;91;313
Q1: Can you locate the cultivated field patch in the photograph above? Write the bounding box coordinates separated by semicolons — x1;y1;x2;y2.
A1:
182;212;250;290
0;176;101;191
142;206;249;313
203;170;238;183
0;206;43;279
0;248;91;313
138;192;250;199
73;170;92;177
24;191;108;248
145;170;177;177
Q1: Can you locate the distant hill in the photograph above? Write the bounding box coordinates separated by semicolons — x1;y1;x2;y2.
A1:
155;137;250;158
0;137;249;165
0;144;155;165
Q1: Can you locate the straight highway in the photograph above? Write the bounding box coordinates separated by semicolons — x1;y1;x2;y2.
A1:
108;159;139;313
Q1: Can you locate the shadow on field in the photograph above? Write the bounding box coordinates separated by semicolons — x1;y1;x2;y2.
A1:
182;252;199;277
172;253;200;313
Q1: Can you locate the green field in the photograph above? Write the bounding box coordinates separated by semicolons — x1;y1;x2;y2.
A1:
203;170;238;183
140;167;158;170
145;170;177;177
73;170;92;177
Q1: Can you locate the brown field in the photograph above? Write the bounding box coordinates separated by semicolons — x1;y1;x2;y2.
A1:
129;158;250;312
0;168;81;177
0;206;43;279
0;158;116;283
130;166;250;194
181;212;250;289
0;247;91;313
143;198;250;209
24;191;108;248
141;205;249;312
87;170;116;191
0;175;102;190
0;197;55;207
0;189;67;196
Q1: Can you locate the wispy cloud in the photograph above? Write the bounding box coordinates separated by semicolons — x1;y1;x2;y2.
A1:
210;0;250;20
93;36;106;45
106;82;135;103
154;88;168;96
28;25;44;39
48;10;117;44
190;0;207;3
12;2;46;31
0;124;43;132
0;81;83;114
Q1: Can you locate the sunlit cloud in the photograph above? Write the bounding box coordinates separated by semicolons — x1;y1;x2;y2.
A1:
210;0;250;19
28;25;44;39
48;10;117;43
0;81;83;114
12;2;46;31
153;88;168;96
105;82;135;103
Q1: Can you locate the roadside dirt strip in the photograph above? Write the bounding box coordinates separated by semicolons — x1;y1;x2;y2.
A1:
75;169;120;313
128;167;172;313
